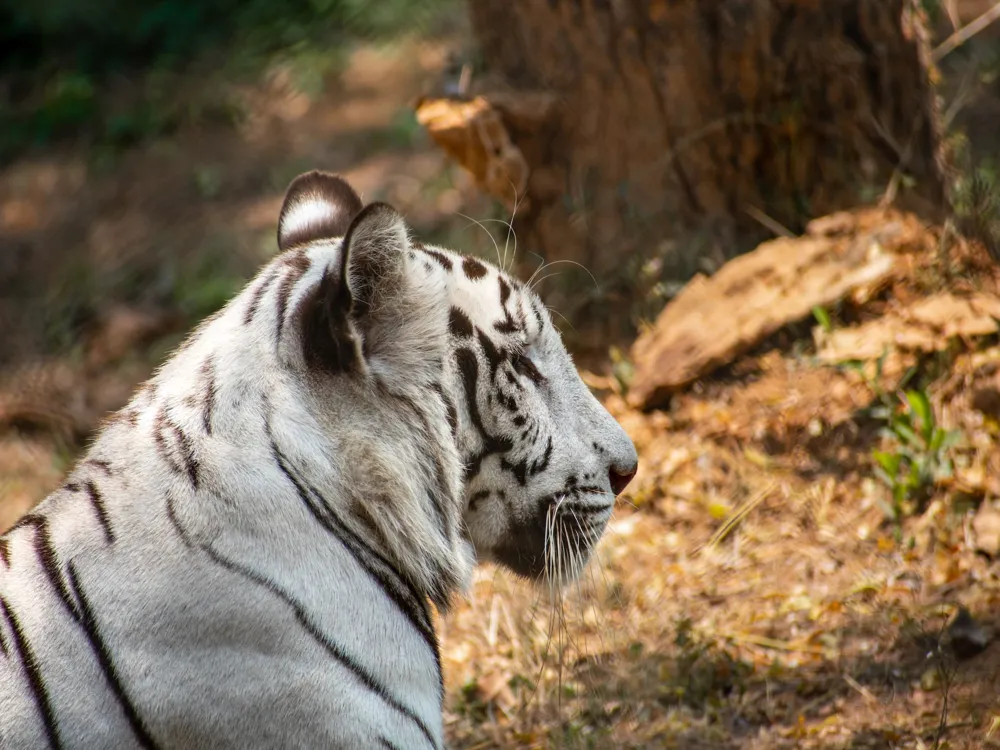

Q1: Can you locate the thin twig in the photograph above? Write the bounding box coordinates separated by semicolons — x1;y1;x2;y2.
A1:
843;673;879;704
744;205;794;238
932;2;1000;63
879;110;925;209
721;631;831;656
931;613;959;750
699;482;777;554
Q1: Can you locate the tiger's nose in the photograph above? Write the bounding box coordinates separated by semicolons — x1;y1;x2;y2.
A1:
609;463;637;496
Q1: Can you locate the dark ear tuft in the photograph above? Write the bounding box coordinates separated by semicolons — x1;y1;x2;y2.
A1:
278;171;364;251
296;201;408;374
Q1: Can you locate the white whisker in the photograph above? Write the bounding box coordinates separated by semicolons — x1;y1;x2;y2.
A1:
528;270;566;293
502;179;524;274
455;212;503;269
526;259;601;295
544;304;577;333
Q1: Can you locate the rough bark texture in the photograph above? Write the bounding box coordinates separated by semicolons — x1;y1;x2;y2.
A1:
462;0;948;343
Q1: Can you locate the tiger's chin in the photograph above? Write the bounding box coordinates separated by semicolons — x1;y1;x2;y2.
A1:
485;494;611;588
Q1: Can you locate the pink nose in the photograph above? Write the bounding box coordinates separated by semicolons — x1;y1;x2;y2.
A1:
609;464;637;496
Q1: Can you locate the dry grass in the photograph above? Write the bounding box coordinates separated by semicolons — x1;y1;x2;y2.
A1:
441;377;1000;748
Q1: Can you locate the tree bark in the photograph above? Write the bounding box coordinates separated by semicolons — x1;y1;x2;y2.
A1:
450;0;948;344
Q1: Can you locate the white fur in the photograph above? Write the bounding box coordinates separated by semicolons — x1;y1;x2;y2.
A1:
0;196;637;749
280;196;342;244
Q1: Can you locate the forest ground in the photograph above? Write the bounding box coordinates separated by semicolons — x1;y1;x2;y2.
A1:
1;21;999;750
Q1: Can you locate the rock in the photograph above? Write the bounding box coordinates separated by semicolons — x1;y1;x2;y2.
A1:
627;224;898;410
815;292;1000;365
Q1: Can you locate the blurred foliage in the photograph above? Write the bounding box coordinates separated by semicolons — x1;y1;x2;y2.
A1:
952;156;1000;262
0;0;452;75
0;0;455;161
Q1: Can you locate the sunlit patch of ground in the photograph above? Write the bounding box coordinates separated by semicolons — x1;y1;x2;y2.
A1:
442;379;1000;749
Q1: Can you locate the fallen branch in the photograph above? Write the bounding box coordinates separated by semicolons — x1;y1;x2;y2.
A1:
932;2;1000;63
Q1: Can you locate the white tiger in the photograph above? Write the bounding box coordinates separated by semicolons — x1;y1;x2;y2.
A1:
0;171;638;749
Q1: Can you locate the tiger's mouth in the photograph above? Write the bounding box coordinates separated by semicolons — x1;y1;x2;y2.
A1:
492;490;614;582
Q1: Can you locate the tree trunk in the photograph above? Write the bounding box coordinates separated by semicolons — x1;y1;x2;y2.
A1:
445;0;948;346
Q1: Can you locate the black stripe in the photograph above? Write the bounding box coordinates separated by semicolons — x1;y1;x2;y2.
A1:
265;410;434;625
17;516;81;621
199;359;217;436
0;596;61;748
274;258;310;346
0;538;9;567
152;411;184;478
494;277;518;334
153;410;200;490
244;267;280;325
455;348;513;482
498;276;511;306
500;456;529;487
164;497;438;750
65;564;159;749
475;328;504;372
448;307;473;338
268;436;444;694
419;247;453;271
0;620;8;657
462;256;487;279
378;736;404;750
468;490;490;512
83;459;113;475
456;349;503;449
269;442;440;660
85;481;115;544
170;422;200;490
531;435;553;476
530;300;545;332
280;247;310;269
494;316;518;334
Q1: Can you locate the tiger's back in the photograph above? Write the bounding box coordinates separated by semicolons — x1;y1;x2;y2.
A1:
0;172;637;749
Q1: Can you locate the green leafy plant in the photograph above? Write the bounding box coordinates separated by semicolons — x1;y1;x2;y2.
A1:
0;0;458;162
837;349;915;418
660;618;753;710
835;350;962;528
811;304;833;334
953;163;1000;263
871;388;961;527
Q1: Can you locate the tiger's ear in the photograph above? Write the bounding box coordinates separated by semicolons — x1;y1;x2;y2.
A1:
277;171;364;251
338;202;409;318
298;201;409;372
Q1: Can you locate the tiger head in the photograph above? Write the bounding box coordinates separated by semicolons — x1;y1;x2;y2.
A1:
271;171;637;598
